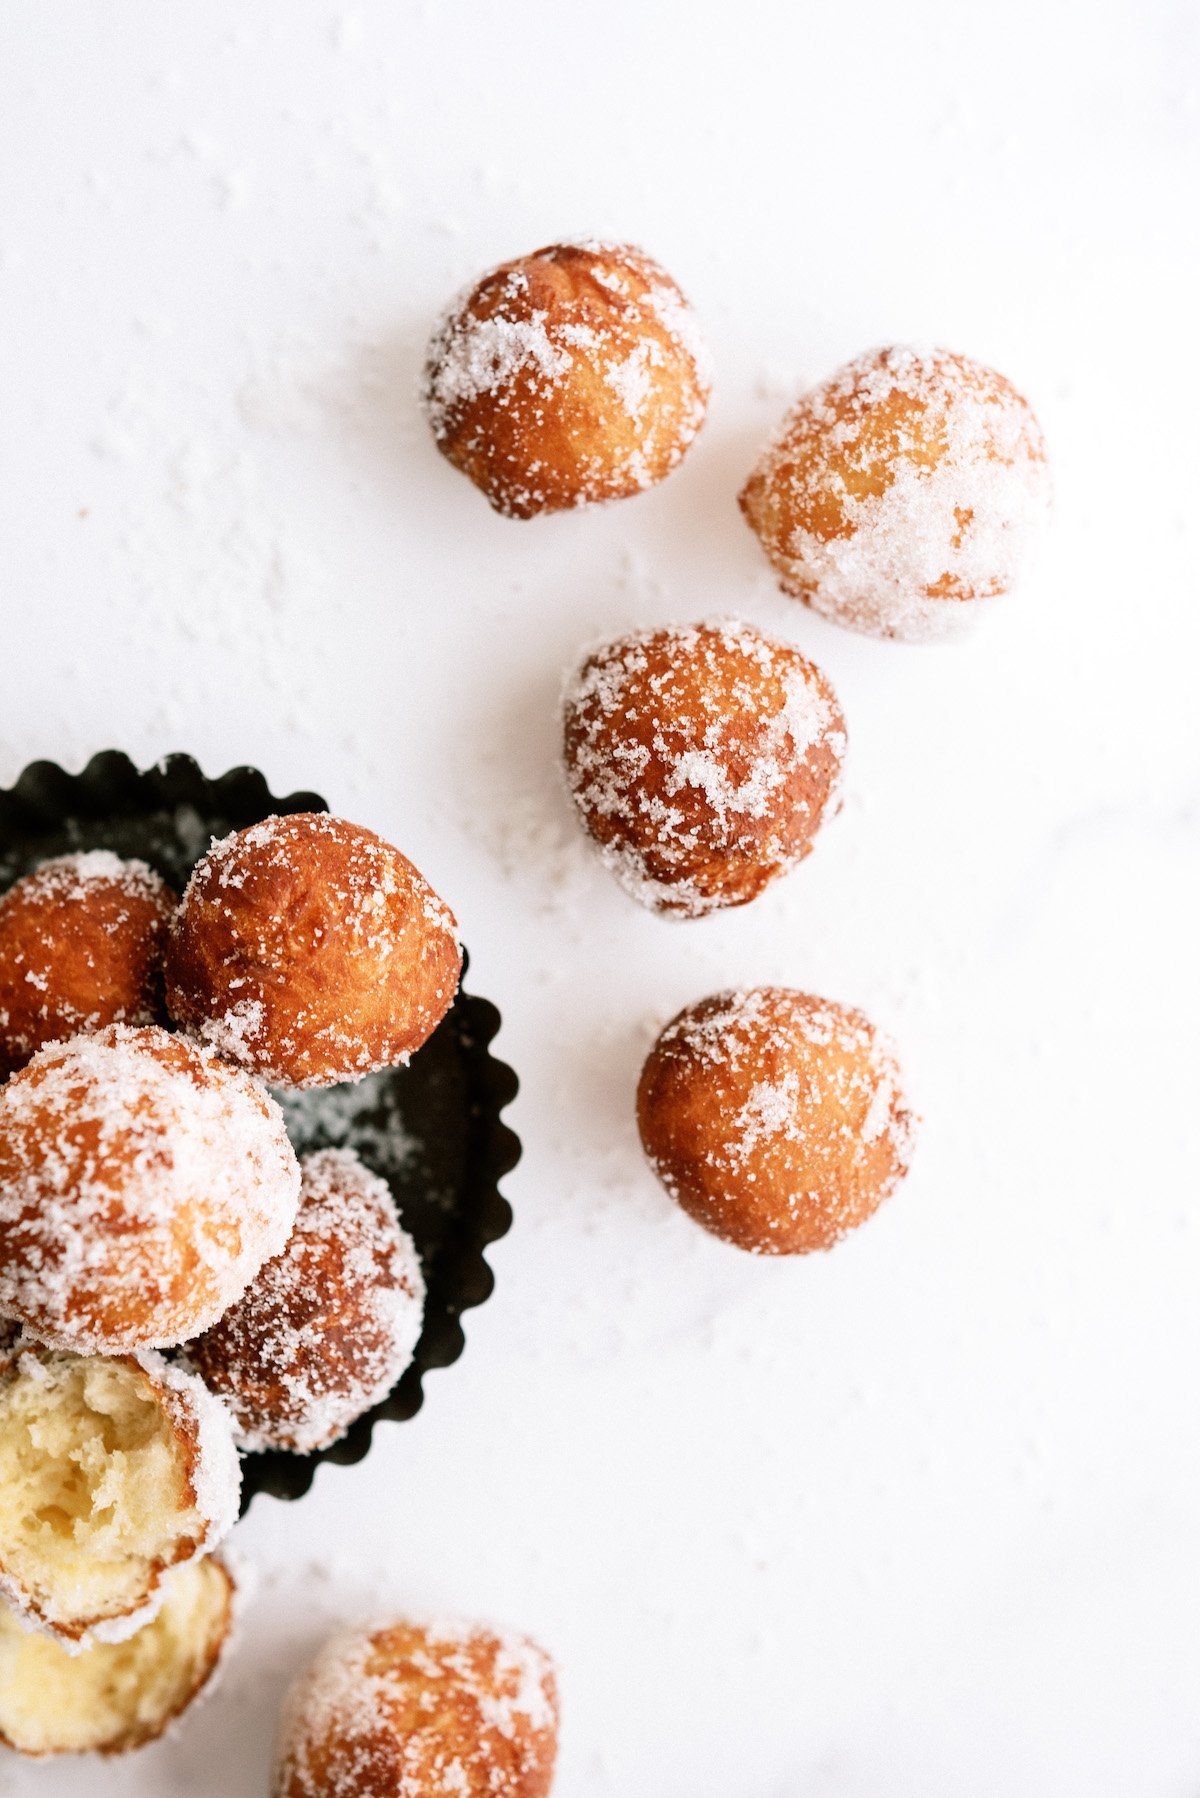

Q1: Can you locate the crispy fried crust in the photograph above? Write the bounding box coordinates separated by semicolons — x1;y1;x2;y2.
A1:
0;853;176;1080
0;1025;300;1351
739;346;1050;641
638;987;916;1254
423;239;710;517
274;1619;558;1797
165;814;461;1090
563;619;845;916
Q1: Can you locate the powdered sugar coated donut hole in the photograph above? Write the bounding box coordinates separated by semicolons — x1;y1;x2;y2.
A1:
188;1146;426;1455
164;813;462;1091
273;1617;558;1798
0;1023;300;1352
637;986;917;1254
423;239;711;518
739;345;1051;641
0;852;177;1080
562;619;846;917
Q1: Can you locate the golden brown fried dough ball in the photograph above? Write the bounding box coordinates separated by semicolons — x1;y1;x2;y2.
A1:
0;852;176;1080
423;238;710;517
739;346;1050;641
0;1343;239;1650
0;1556;234;1756
274;1618;558;1798
637;986;916;1254
165;814;461;1090
188;1147;425;1455
563;619;846;917
0;1024;300;1352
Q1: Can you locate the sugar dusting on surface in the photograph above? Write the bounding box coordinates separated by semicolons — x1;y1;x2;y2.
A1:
0;1024;300;1350
562;619;846;917
422;240;711;516
275;1074;418;1184
741;345;1051;641
188;1147;425;1455
275;1617;557;1797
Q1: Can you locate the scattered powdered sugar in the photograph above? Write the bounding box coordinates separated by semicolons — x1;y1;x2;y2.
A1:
0;1024;301;1351
187;1146;425;1454
199;995;266;1063
562;619;846;916
603;336;663;423
3;850;170;906
275;1616;558;1797
860;1045;906;1145
275;1072;417;1184
729;1070;804;1164
741;345;1051;642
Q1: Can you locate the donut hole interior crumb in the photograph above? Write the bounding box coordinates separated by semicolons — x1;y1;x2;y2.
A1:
0;1354;202;1629
0;1557;229;1755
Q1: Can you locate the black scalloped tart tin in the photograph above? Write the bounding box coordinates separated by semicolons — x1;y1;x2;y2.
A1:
0;752;519;1512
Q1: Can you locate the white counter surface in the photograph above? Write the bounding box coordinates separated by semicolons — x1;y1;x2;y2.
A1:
1;3;1197;1792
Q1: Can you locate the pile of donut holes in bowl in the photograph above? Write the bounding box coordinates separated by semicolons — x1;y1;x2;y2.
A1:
0;753;519;1511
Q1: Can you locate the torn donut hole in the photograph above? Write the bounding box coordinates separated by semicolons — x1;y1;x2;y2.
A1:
0;1555;234;1756
0;1344;239;1649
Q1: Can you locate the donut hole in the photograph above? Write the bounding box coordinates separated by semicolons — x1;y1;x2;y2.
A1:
739;346;1050;641
275;1620;559;1798
0;1556;231;1755
0;1353;204;1635
562;621;846;916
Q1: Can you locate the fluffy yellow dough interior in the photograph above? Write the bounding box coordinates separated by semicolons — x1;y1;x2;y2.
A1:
0;1354;201;1627
0;1557;230;1754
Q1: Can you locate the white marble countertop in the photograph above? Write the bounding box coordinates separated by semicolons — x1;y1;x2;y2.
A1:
1;2;1197;1793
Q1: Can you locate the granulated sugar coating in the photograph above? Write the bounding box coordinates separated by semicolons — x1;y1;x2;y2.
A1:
0;852;177;1079
423;239;711;517
739;346;1051;641
273;1618;558;1798
562;619;846;917
0;1024;300;1352
188;1147;425;1455
637;987;916;1254
165;813;461;1090
0;1342;240;1651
